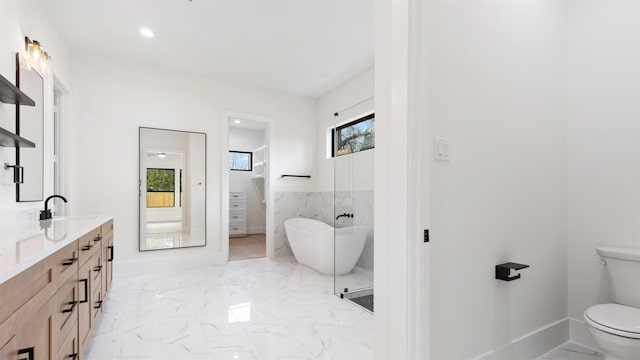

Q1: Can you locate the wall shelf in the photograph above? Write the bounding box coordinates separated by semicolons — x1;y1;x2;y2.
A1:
0;127;35;148
0;73;35;106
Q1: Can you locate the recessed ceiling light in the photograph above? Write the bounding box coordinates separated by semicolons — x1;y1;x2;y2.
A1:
234;120;241;124
139;28;154;38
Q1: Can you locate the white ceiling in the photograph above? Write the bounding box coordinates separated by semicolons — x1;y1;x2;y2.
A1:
43;0;375;97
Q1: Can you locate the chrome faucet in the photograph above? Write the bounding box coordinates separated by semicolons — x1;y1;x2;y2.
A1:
40;195;68;220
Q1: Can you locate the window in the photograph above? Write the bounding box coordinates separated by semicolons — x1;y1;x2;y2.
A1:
146;168;175;208
229;151;252;171
332;113;375;157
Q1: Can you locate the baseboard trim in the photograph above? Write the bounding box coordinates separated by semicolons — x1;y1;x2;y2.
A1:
569;317;601;351
115;252;227;276
248;227;266;234
470;318;570;360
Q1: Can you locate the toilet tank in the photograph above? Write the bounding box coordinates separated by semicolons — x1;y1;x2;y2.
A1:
597;246;640;308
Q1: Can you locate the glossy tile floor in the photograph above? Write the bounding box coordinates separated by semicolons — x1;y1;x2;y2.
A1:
85;256;373;360
536;342;603;360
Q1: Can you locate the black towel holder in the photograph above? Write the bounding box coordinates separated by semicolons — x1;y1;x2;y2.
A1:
281;175;311;179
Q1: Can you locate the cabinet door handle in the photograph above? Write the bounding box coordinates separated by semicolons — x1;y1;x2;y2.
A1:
108;246;114;262
94;265;102;272
62;301;78;313
94;236;102;242
81;244;93;251
18;347;34;360
62;257;78;266
79;279;88;303
94;300;103;309
68;354;78;360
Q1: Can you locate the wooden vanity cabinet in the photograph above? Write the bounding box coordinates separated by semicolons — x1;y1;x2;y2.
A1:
0;236;77;360
12;299;56;360
79;222;110;357
0;337;17;360
0;219;113;360
0;301;56;360
101;220;113;297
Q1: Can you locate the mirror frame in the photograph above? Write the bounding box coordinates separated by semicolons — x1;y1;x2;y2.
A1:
138;126;207;252
15;53;45;202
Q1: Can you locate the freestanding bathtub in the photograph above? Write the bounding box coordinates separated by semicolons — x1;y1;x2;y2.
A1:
284;218;367;275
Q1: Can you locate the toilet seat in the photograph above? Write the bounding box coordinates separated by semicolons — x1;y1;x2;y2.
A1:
584;303;640;339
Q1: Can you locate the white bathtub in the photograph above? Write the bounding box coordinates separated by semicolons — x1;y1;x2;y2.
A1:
284;218;367;275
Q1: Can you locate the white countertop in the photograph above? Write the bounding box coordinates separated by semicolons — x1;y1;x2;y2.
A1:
0;215;113;285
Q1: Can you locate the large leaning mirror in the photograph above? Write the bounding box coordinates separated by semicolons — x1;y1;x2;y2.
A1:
16;54;44;202
139;127;206;251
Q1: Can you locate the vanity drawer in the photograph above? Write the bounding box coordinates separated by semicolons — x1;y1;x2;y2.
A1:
56;328;78;360
90;254;102;292
102;220;113;240
91;284;102;319
78;228;100;265
54;240;79;286
54;278;78;351
0;336;17;360
229;223;247;235
229;211;247;224
229;199;246;211
0;253;56;348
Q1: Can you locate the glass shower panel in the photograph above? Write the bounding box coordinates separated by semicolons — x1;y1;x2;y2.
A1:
333;115;374;312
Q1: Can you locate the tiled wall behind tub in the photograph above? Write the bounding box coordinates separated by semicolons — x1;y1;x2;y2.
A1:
274;191;374;272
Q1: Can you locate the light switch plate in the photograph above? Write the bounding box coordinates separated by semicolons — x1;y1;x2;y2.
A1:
434;137;450;162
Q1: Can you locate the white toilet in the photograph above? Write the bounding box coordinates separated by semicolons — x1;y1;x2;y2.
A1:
584;246;640;360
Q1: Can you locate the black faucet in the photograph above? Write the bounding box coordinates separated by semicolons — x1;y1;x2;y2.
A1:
336;213;354;220
40;195;68;220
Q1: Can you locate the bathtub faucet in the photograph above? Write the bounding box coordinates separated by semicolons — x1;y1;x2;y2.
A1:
336;213;354;220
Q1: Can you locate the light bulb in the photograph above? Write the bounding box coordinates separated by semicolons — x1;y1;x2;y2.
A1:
140;28;154;38
32;41;41;60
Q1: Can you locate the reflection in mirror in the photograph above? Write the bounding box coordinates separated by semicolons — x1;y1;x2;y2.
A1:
17;55;44;202
139;127;206;251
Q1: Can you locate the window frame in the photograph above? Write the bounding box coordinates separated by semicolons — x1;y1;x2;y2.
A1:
229;150;253;171
332;112;375;157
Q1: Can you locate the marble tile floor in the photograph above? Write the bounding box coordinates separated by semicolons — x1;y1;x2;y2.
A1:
85;256;373;360
535;342;603;360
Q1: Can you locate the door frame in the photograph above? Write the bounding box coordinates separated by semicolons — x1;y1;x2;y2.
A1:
374;0;430;358
221;111;274;260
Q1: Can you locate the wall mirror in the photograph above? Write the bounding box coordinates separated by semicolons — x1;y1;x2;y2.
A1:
16;54;44;202
139;127;206;251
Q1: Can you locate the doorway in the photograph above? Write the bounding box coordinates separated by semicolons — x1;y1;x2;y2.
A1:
226;116;269;261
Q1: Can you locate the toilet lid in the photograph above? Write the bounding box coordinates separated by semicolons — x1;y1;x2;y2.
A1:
585;304;640;338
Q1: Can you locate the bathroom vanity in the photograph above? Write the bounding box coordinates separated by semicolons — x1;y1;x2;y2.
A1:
0;216;114;360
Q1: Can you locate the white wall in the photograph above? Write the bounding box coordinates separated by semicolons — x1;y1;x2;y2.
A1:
0;0;71;224
566;0;640;321
188;133;206;235
425;2;568;359
69;53;316;264
229;127;266;233
316;67;374;192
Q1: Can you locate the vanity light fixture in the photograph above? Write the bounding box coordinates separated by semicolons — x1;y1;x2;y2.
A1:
24;37;51;73
233;119;241;124
139;28;154;38
157;152;166;158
